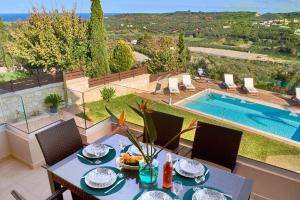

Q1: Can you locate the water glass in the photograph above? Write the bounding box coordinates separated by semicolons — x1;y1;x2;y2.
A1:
172;180;183;199
119;138;126;153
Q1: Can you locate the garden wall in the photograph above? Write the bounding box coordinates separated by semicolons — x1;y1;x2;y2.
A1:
0;82;64;123
67;74;151;104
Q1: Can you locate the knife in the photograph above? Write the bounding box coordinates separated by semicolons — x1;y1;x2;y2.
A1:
104;179;125;194
77;154;94;164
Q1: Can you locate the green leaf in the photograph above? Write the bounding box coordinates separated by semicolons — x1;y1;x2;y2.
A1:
105;106;119;124
143;111;157;143
128;104;143;118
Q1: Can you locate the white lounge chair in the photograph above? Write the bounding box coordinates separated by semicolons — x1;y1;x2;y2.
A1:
182;75;195;90
168;78;180;94
294;87;300;102
244;78;258;94
224;74;237;90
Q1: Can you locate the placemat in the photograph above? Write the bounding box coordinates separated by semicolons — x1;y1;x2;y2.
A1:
77;145;116;165
80;166;125;196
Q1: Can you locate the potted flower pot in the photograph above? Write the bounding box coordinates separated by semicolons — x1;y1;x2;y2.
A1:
44;94;63;114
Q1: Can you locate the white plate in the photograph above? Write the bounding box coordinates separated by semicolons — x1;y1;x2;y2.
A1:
84;168;117;189
179;159;205;176
175;160;205;178
192;188;226;200
128;144;155;156
138;190;173;200
83;144;110;158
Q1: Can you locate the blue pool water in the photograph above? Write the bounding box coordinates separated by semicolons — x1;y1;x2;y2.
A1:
183;92;300;142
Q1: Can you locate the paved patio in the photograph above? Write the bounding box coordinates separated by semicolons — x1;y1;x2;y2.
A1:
0;157;72;200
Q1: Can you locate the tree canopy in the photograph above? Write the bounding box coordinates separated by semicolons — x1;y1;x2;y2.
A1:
87;0;110;77
111;40;134;72
8;8;88;72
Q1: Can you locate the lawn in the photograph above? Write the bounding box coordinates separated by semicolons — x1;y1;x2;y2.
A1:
0;71;29;82
85;94;300;170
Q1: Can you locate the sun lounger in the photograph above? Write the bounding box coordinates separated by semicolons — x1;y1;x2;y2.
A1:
224;74;237;90
244;78;258;94
168;78;180;94
182;75;195;90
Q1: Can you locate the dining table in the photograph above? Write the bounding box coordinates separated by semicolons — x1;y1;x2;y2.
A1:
47;134;253;200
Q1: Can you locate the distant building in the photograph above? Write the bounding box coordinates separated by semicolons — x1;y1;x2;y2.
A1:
131;40;138;45
223;25;231;29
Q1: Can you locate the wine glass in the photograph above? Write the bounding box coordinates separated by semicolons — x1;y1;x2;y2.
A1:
172;180;183;200
119;138;126;155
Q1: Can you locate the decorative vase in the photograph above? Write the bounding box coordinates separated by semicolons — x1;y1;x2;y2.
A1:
139;159;159;185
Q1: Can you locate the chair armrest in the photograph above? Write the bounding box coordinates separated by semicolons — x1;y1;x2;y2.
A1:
46;187;67;200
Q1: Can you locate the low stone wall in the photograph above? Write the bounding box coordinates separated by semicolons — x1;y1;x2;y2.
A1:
0;82;64;123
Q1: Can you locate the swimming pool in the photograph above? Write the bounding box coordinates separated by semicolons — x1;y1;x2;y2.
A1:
179;90;300;143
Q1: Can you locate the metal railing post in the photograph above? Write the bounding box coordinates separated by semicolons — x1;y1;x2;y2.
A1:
82;92;87;130
20;96;30;133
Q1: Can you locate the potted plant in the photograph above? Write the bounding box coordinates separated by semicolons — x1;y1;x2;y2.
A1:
44;94;64;113
106;100;197;185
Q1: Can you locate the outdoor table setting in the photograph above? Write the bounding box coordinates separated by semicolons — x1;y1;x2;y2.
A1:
47;102;252;200
47;134;252;200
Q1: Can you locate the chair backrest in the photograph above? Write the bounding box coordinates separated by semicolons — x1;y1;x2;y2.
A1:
296;88;300;99
183;75;192;85
35;118;83;166
224;74;234;85
144;111;184;150
244;78;254;88
169;78;179;89
191;121;243;172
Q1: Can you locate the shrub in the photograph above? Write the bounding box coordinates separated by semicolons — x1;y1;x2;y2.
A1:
100;87;116;102
44;94;64;109
8;8;89;72
110;40;134;72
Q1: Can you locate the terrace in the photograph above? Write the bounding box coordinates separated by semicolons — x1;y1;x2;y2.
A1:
1;71;300;200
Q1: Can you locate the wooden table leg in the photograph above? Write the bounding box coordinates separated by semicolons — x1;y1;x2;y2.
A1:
47;171;64;200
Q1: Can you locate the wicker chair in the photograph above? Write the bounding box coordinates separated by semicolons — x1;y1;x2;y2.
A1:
35;118;83;166
143;111;184;152
35;118;83;200
11;188;67;200
191;121;243;172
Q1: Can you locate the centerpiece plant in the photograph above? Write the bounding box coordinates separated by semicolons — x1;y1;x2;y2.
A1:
106;99;197;184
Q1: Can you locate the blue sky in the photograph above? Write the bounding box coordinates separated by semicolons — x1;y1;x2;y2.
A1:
0;0;299;14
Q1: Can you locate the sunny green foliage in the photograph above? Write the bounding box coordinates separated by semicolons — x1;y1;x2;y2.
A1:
8;8;89;72
87;0;110;77
0;71;29;82
111;40;134;72
146;50;180;74
100;87;116;102
0;18;13;69
44;93;64;108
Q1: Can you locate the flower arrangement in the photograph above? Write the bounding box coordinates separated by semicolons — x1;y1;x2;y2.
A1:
106;99;197;183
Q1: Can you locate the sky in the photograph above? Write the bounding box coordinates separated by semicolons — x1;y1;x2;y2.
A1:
0;0;300;14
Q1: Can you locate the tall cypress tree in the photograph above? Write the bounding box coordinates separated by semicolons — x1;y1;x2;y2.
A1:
88;0;110;77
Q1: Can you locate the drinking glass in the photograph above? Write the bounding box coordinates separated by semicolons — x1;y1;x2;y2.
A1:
172;180;183;200
119;138;126;154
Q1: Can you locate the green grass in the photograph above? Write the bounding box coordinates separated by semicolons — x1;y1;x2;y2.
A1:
0;71;30;82
85;94;300;169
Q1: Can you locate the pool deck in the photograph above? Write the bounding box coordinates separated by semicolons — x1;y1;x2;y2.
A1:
139;78;300;113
